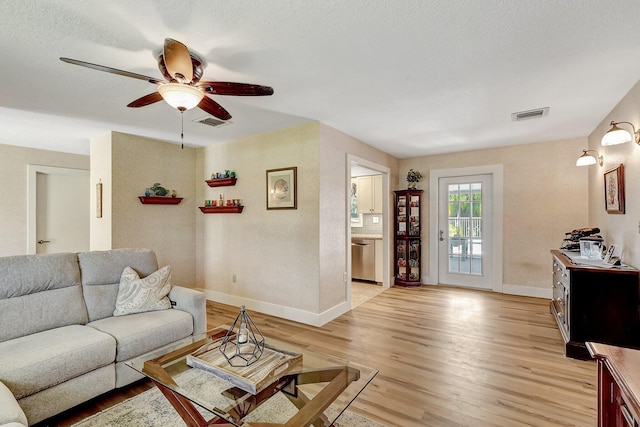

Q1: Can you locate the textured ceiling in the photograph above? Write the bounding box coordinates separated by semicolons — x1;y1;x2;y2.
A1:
3;0;640;158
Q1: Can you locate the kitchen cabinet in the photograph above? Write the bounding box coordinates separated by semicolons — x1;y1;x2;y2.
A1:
394;190;422;287
551;250;640;359
587;342;640;427
355;175;382;214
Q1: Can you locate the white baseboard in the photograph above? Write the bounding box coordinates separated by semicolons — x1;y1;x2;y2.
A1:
201;289;351;327
411;281;551;299
501;284;552;299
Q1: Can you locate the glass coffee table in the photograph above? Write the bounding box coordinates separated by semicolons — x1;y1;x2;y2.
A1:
126;326;378;426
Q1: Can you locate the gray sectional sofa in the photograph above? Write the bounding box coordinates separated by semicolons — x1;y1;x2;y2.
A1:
0;248;207;426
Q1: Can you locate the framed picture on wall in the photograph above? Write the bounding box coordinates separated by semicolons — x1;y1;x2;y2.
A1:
96;181;103;218
266;167;297;210
604;164;625;214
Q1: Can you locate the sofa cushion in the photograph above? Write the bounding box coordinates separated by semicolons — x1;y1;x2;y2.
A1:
0;325;115;400
0;252;88;343
78;249;159;322
87;309;193;362
18;365;114;426
113;266;171;316
0;380;27;427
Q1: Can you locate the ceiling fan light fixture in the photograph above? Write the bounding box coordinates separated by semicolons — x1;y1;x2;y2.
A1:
158;83;204;110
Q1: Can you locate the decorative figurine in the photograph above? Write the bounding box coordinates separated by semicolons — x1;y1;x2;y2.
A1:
144;188;151;197
150;183;168;196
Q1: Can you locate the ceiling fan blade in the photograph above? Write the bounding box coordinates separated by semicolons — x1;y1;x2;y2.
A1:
127;92;164;108
164;38;193;83
60;57;163;84
197;81;274;96
198;96;232;120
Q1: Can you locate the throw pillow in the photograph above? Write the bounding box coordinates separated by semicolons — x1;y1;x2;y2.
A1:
113;265;172;316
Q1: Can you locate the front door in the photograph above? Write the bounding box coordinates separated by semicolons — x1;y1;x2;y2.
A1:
438;174;492;289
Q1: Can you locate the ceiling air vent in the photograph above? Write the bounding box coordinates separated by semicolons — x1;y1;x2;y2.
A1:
511;107;549;122
194;116;231;128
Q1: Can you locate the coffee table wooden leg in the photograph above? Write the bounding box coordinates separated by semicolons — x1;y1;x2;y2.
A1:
283;390;329;427
154;382;235;427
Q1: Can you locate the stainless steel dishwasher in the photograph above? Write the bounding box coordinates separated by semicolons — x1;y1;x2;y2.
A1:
351;238;375;281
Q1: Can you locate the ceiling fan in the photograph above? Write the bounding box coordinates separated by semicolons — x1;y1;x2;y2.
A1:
60;38;274;121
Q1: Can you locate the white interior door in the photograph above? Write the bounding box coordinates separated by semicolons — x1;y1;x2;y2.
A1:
438;174;492;289
29;166;89;254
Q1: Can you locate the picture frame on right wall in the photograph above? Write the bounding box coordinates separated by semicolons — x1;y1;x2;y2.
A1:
604;164;625;214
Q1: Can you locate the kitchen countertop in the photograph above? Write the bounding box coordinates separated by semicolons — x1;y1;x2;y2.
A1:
351;234;383;240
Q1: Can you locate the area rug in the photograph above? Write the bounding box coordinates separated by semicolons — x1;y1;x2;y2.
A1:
72;369;385;427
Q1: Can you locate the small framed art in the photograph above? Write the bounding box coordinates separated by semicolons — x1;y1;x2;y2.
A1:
266;167;297;210
604;164;625;214
96;181;103;218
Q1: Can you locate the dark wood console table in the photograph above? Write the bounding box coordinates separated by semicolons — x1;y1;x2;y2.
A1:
587;342;640;426
551;250;640;360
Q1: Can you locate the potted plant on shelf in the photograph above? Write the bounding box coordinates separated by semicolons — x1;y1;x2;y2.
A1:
406;169;422;189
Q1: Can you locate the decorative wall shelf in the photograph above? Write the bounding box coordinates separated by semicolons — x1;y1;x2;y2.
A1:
139;196;183;205
199;206;244;214
205;178;237;187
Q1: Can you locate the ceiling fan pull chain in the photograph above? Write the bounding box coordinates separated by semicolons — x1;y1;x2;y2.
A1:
180;109;184;149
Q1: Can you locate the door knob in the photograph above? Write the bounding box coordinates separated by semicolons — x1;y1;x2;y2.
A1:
439;230;444;241
37;240;51;244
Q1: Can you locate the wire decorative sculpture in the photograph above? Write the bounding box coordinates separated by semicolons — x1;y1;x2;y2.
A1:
219;305;265;366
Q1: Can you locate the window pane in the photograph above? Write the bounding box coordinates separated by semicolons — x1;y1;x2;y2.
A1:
471;256;482;274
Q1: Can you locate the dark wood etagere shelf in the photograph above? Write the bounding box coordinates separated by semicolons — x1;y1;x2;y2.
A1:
394;189;423;287
138;196;183;205
199;206;244;214
205;178;237;187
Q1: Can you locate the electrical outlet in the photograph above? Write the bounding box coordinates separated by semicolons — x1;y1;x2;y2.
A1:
232;274;237;283
343;272;347;283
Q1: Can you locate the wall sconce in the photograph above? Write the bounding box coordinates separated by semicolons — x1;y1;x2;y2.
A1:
576;149;603;167
601;121;640;146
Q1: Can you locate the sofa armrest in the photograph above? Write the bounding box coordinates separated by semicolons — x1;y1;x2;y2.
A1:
169;286;207;336
0;381;27;427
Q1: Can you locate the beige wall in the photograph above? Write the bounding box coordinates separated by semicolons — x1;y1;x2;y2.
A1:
91;132;197;286
197;123;321;320
196;122;397;325
0;143;89;256
399;138;589;294
587;78;640;266
90;133;112;250
318;125;398;311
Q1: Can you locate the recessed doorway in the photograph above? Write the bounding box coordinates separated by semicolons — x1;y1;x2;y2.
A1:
347;156;390;309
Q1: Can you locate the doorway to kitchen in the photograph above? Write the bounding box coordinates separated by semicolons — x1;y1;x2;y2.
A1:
347;156;390;309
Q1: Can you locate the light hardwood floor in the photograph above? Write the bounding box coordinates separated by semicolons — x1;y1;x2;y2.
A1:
39;285;597;427
351;280;384;309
